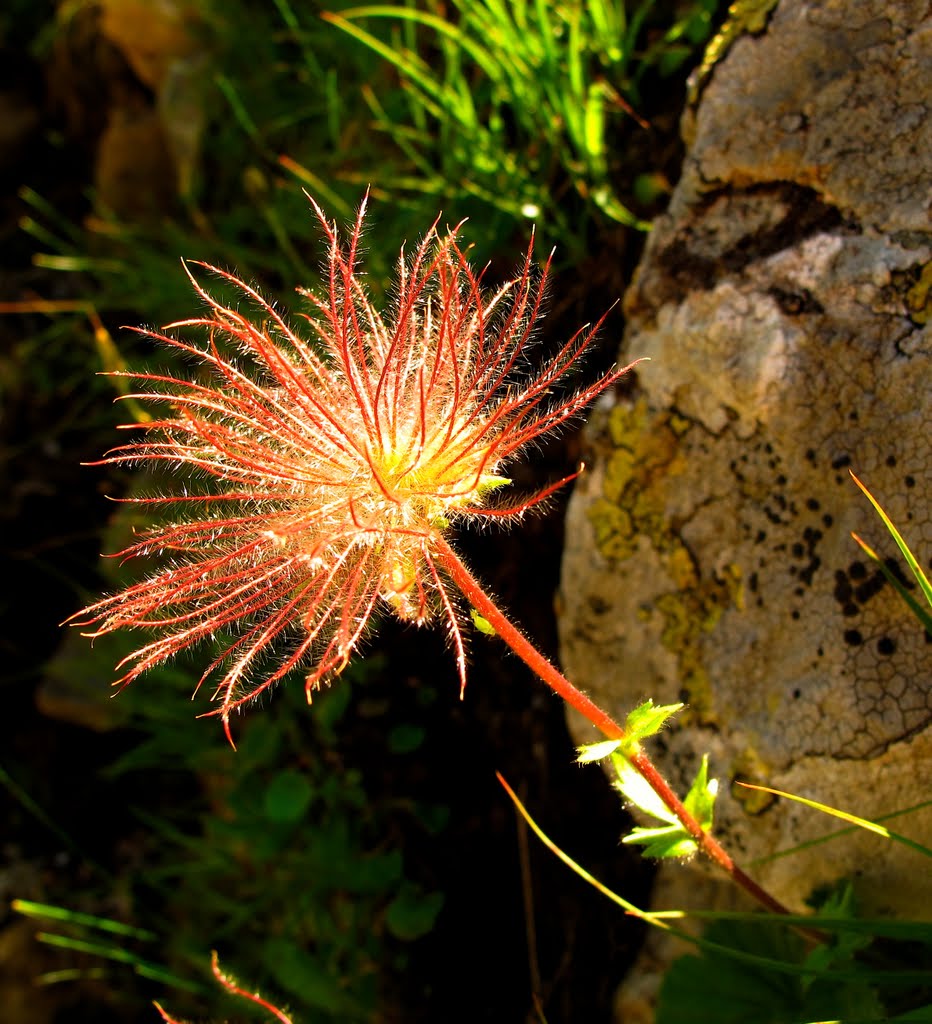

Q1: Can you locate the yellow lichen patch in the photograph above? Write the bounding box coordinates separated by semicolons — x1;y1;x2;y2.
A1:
603;447;637;504
589;398;690;558
905;259;932;325
653;590;713;716
729;746;777;815
588;499;637;560
586;397;746;725
654;573;736;722
606;396;648;447
723;562;744;612
666;542;698;590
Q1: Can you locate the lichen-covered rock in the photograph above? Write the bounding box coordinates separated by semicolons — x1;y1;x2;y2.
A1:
559;0;932;936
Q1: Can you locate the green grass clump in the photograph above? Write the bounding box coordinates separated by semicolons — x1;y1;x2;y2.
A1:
325;0;716;241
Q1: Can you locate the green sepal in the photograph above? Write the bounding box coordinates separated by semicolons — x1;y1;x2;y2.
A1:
683;754;717;833
470;608;496;636
615;753;718;860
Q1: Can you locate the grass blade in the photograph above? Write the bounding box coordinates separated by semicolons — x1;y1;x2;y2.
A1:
851;532;932;634
850;470;932;610
13;901;157;941
736;783;932;860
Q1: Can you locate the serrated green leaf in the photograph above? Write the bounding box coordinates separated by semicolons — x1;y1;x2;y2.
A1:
656;921;800;1024
801;882;872;986
622;824;697;859
624;699;684;743
576;738;623;763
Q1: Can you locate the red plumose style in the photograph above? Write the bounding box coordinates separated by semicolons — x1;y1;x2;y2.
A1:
71;195;632;740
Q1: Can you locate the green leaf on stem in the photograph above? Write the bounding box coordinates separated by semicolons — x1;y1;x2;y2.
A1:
576;702;682;764
616;754;717;859
625;698;684;744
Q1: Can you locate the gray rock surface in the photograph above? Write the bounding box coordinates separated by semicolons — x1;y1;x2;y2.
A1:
559;0;932;949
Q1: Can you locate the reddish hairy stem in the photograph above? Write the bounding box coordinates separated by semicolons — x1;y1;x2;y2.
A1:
434;535;791;917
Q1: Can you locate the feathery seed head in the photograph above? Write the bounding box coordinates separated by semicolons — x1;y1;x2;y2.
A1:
71;195;631;739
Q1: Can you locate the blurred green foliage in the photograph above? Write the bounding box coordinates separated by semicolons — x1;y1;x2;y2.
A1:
326;0;716;234
37;627;445;1021
657;884;932;1024
21;0;719;325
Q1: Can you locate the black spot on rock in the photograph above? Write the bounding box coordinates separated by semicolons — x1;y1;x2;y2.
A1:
884;558;913;588
589;596;610;615
769;286;824;315
854;573;886;604
799;558;821;586
833;572;852;603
